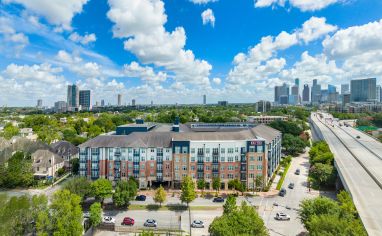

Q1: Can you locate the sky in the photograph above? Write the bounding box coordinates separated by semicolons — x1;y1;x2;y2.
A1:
1;0;382;107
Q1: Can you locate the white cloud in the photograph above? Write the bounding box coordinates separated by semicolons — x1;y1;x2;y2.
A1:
212;77;221;85
0;16;29;54
107;0;212;86
69;32;97;45
190;0;218;4
254;0;340;11
123;62;167;83
201;9;215;27
3;0;89;30
227;17;336;86
323;19;382;59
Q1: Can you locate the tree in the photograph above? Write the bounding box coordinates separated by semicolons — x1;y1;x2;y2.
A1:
255;175;264;193
88;125;103;138
180;176;196;236
0;151;34;188
209;201;268;236
299;197;340;229
89;202;102;227
91;178;113;204
223;195;237;214
57;167;65;176
309;163;336;188
153;185;167;206
197;179;206;194
212;177;221;194
1;123;19;139
282;134;306;156
49;190;83;236
70;158;80;175
112;179;138;207
63;177;92;201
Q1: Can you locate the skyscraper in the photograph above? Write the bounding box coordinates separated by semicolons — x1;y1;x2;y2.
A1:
341;84;350;94
290;84;299;105
350;78;377;102
67;84;79;111
311;79;321;105
274;83;289;104
203;95;206;105
132;99;136;106
101;99;105;107
377;85;381;102
37;99;42;108
118;94;122;106
79;90;91;111
302;84;310;103
54;101;67;113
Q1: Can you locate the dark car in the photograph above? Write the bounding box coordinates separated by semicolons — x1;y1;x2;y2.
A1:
295;169;300;175
356;136;360;139
213;197;224;203
122;217;134;226
288;183;295;189
135;195;147;201
279;188;287;197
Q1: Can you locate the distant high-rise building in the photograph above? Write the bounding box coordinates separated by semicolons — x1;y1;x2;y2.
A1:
342;94;351;106
218;101;228;106
302;84;310;103
274;83;289;104
118;94;122;106
295;78;300;87
54;101;67;113
132;99;136;106
203;95;206;105
37;99;42;108
350;78;377;102
67;84;79;111
101;99;105;107
95;101;99;107
341;84;350;94
79;90;91;111
151;100;154;106
291;85;299;105
377;85;381;102
255;100;271;112
311;79;321;105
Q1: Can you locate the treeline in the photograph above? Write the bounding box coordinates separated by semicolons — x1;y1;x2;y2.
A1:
299;191;367;236
331;112;382;128
0;151;34;188
308;141;336;189
269;120;310;156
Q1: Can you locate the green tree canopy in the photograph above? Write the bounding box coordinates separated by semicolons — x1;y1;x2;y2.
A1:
91;178;113;204
112;178;138;207
153;185;167;206
89;202;102;227
0;151;34;188
180;176;196;206
223;195;237;215
212;177;221;193
63;177;92;201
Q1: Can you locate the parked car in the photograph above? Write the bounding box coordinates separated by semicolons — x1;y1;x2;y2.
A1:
144;219;157;227
103;216;115;224
213;197;224;202
275;212;290;221
122;217;134;226
356;136;360;139
273;202;279;206
295;169;300;175
191;220;205;228
279;188;287;197
136;195;147;201
288;183;295;189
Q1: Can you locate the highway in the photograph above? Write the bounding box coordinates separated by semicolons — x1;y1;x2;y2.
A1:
310;112;382;236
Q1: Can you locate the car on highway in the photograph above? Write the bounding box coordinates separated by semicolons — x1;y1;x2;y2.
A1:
288;183;295;189
121;217;134;226
213;197;225;202
144;219;157;227
135;195;147;201
275;212;290;221
295;169;300;175
103;216;115;224
279;188;287;197
191;220;205;228
356;135;360;139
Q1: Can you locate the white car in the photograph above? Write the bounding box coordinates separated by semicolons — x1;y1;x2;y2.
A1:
191;220;205;228
144;219;157;227
275;212;290;221
103;216;116;224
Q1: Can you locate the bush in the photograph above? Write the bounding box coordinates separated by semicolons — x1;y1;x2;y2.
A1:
57;167;65;176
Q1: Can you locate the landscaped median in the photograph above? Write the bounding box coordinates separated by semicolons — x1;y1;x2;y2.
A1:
128;204;222;211
276;156;292;190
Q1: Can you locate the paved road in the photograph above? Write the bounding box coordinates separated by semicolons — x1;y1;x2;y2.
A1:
311;112;382;236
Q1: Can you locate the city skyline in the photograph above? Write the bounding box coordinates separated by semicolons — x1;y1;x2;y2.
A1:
1;0;382;106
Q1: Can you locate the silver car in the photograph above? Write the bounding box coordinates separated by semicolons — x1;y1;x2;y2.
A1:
191;220;204;228
275;212;290;221
144;219;157;227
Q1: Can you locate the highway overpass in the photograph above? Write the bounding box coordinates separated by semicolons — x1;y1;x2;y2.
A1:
310;112;382;236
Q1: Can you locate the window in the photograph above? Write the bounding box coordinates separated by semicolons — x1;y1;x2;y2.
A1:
175;146;181;154
150;163;154;168
228;173;234;179
197;148;204;155
205;148;210;154
257;145;263;153
250;156;255;161
191;148;195;154
220;156;225;162
151;149;155;153
249;165;255;170
235;147;239;153
191;165;195;171
206;174;210;179
205;166;210;170
221;148;225;154
228;148;234;154
212;148;219;154
249;173;255;179
221;174;224;179
182;157;187;163
257;165;263;170
228;165;234;170
220;166;224;171
206;157;210;162
258;156;263;161
141;165;145;170
182;147;188;153
182;166;187;171
175;157;180;163
228;156;234;162
191;156;195;162
141;157;145;161
249;146;255;152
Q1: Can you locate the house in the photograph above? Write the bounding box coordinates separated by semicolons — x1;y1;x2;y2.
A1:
32;149;65;179
19;128;38;141
50;141;79;169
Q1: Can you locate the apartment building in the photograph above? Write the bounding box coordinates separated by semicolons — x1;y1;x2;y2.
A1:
79;122;281;190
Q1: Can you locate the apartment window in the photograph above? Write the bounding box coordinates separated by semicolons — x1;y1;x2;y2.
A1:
221;148;225;154
175;173;180;180
182;173;187;178
166;148;170;153
197;148;204;155
182;147;188;153
257;165;263;170
258;156;263;161
151;149;155;153
212;148;219;154
221;156;225;162
182;166;187;171
175;146;181;154
221;174;224;179
150;163;154;168
205;148;210;154
228;165;234;170
128;148;132;153
228;156;234;162
182;157;187;163
141;157;145;161
249;165;255;170
191;148;195;154
235;156;239;161
175;165;179;170
206;157;210;162
228;173;234;179
257;145;263;153
191;165;195;171
141;165;145;170
249;146;255;152
228;148;234;154
205;166;210;171
166;164;170;169
206;174;210;179
235;147;239;153
175;157;180;163
165;156;170;161
250;156;255;161
249;173;255;179
191;156;195;162
220;166;224;171
191;174;195;179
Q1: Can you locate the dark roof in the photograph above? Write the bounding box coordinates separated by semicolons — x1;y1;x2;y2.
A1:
79;125;281;148
32;149;64;168
50;141;79;156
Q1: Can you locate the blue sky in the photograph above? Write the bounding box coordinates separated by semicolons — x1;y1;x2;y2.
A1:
1;0;382;106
